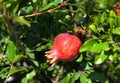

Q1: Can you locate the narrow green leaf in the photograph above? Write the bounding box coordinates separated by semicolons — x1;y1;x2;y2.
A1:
6;41;16;62
109;10;115;17
13;4;19;14
94;51;107;64
32;0;37;3
89;42;109;53
41;2;53;11
89;24;97;33
13;17;30;27
112;27;120;35
0;67;10;75
32;60;39;67
109;18;114;28
80;38;98;52
9;67;28;76
26;52;35;59
13;54;26;63
80;73;89;83
71;72;81;83
115;15;120;27
61;74;71;83
100;13;105;23
53;0;61;6
22;70;36;83
22;78;27;83
76;54;83;62
26;70;36;80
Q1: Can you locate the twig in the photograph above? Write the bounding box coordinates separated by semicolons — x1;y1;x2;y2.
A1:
3;3;25;53
3;3;14;35
20;1;68;18
53;65;64;83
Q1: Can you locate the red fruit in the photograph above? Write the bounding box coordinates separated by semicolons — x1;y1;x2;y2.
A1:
115;9;120;15
45;33;82;65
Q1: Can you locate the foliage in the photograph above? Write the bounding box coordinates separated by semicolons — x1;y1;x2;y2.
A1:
0;0;120;83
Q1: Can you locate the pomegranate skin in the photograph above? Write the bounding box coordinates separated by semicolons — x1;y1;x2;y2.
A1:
45;33;82;65
115;9;120;15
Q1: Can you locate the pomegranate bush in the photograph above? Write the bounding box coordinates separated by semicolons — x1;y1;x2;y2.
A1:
0;0;120;83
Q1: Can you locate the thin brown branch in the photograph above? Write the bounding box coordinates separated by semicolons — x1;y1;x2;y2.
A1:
3;3;14;35
20;1;68;18
3;3;25;53
53;65;64;83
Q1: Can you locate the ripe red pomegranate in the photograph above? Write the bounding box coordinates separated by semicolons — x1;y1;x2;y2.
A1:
115;9;120;15
45;33;82;65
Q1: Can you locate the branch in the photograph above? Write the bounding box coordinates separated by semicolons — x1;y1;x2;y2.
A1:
20;1;68;18
3;3;25;53
3;3;14;35
53;65;64;83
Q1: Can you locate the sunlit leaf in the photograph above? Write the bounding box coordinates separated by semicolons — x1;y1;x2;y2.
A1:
80;38;98;52
26;70;36;80
6;40;16;62
9;67;28;76
115;15;120;27
112;27;120;35
89;24;97;33
94;51;107;64
32;60;39;67
26;52;35;59
71;72;81;83
76;54;83;62
80;73;91;83
53;0;61;6
41;2;53;11
13;54;26;63
61;74;71;83
89;42;109;53
13;17;30;27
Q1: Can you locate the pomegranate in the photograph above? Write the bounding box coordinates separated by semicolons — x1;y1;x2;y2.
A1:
115;9;120;15
45;33;82;65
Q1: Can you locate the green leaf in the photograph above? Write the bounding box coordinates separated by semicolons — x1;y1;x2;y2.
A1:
89;24;97;33
32;60;39;67
109;17;114;28
0;67;10;75
94;51;107;64
9;67;28;76
61;74;71;83
13;54;26;63
6;40;16;62
32;0;37;3
53;0;61;6
100;13;106;23
76;54;83;62
26;70;36;80
26;52;35;59
89;42;109;53
115;15;120;27
71;72;81;83
112;27;120;35
41;2;53;11
22;70;36;83
13;17;30;27
13;4;19;14
80;38;98;52
109;10;115;17
80;73;90;83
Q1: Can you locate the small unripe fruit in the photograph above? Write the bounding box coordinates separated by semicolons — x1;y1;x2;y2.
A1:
45;33;82;65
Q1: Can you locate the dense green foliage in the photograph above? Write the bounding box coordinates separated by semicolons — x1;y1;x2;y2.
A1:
0;0;120;83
